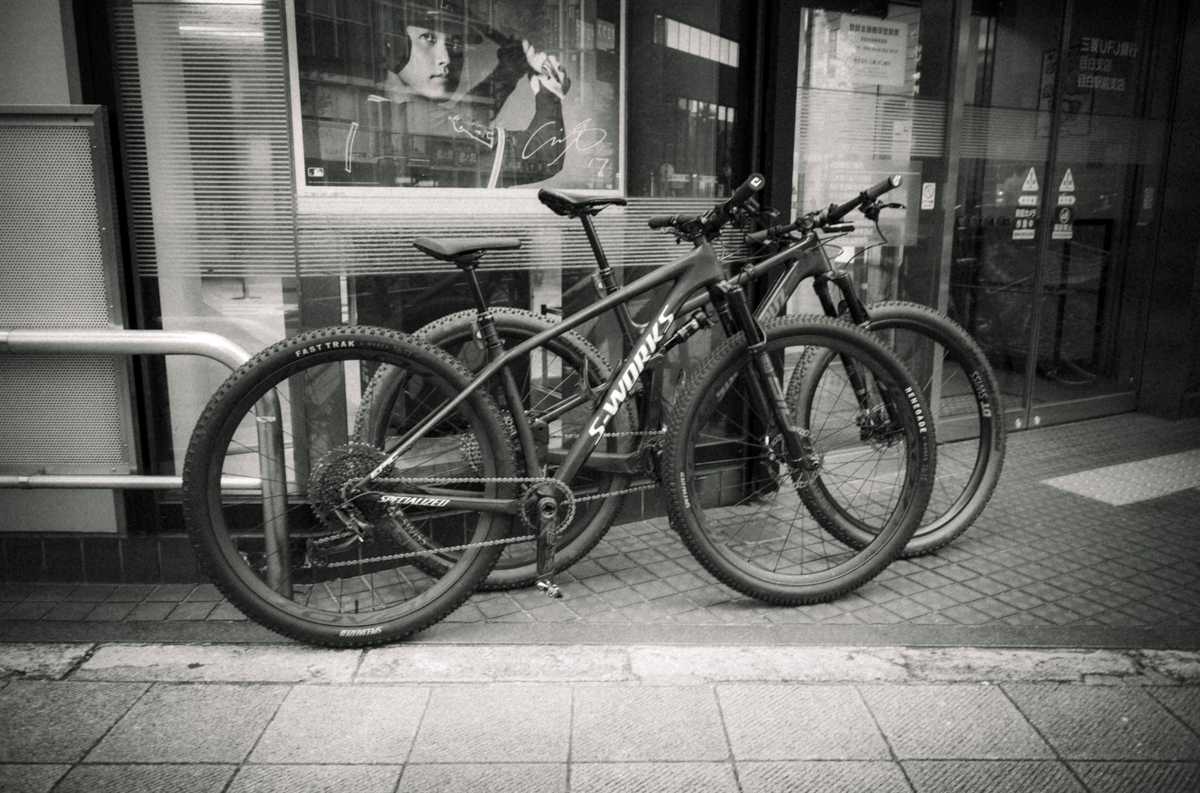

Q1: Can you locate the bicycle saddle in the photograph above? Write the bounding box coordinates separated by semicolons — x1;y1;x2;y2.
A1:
412;237;521;262
538;189;628;218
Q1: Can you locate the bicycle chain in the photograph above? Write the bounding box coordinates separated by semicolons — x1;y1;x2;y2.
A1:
307;475;569;569
308;430;668;569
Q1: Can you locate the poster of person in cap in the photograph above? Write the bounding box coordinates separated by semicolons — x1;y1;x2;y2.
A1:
296;0;619;190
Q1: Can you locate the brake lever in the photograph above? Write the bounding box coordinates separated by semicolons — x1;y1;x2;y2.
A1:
861;201;905;222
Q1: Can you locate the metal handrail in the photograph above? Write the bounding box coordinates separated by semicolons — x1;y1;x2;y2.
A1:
1;328;292;593
0;328;269;490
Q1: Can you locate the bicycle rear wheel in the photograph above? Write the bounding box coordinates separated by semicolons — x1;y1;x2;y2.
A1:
662;315;934;605
182;326;515;647
795;301;1005;556
357;308;635;589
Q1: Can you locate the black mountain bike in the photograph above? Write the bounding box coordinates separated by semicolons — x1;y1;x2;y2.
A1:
388;175;1004;592
181;175;936;646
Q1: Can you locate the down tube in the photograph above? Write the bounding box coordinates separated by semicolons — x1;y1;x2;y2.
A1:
553;256;723;485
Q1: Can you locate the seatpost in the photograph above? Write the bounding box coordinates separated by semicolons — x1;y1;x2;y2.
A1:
578;212;641;346
455;254;542;477
457;255;491;313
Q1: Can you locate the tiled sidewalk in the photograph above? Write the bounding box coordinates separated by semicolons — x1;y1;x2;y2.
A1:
0;583;240;624
2;642;1200;793
2;413;1200;648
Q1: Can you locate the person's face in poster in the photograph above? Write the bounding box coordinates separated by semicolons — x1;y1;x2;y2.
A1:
397;26;462;101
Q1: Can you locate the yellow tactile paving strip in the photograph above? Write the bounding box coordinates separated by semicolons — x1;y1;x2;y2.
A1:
1042;449;1200;505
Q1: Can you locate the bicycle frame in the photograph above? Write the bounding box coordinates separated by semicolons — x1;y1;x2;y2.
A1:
361;235;805;519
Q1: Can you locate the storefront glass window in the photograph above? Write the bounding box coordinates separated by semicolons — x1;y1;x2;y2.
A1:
113;0;759;484
952;0;1175;424
789;3;940;316
294;0;621;191
626;1;755;199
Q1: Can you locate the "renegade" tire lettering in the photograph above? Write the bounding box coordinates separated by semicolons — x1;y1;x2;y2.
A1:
338;626;383;637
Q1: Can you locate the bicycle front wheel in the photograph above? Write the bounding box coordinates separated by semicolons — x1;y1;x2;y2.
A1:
794;301;1005;556
863;301;1005;554
662;315;935;605
182;326;516;647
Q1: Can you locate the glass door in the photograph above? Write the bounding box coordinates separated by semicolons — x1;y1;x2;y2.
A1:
952;0;1172;428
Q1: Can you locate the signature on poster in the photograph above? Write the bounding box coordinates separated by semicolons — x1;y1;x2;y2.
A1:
524;119;608;165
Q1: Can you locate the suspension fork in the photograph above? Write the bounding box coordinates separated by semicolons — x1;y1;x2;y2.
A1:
814;269;904;436
717;281;817;473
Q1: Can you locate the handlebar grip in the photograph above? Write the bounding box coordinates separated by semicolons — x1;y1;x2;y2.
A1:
727;173;766;208
865;174;902;201
824;174;903;224
647;215;680;229
746;218;800;245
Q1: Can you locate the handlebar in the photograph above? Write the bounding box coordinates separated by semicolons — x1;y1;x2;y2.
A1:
745;174;903;245
647;173;766;240
823;174;902;225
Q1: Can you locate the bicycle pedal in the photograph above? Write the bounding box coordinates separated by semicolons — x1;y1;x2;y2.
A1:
535;578;563;599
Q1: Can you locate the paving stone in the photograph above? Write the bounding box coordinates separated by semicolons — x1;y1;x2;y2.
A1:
1069;761;1200;793
53;764;234;793
64;585;118;602
3;600;57;620
84;602;138;622
0;680;148;762
42;601;98;621
572;686;726;761
103;585;157;603
0;584;39;601
902;760;1085;792
204;601;248;620
1146;686;1200;733
184;584;224;602
1004;684;1200;761
251;686;426;764
85;683;287;763
738;761;911;793
125;601;176;621
569;762;738;793
23;585;77;602
227;766;400;793
408;684;571;763
719;684;889;760
166;601;217;621
860;685;1054;759
396;763;565;793
0;764;69;793
144;584;195;602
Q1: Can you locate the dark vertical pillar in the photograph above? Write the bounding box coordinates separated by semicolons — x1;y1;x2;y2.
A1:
1141;1;1200;418
756;1;800;214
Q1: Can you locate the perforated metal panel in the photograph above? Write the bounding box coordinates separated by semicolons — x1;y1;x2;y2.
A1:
0;106;135;475
0;356;126;469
